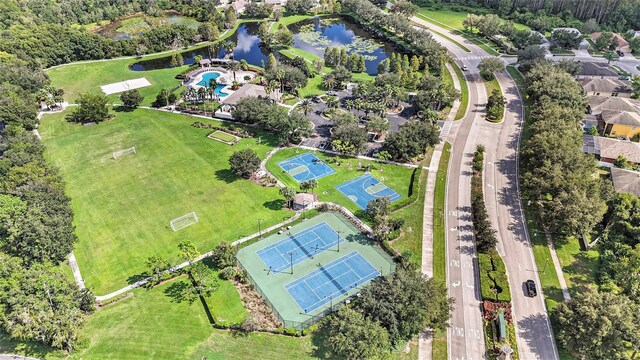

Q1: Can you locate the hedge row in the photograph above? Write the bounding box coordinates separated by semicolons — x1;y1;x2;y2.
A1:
478;252;512;302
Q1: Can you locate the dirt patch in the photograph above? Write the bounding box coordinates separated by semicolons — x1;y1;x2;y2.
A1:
232;278;280;330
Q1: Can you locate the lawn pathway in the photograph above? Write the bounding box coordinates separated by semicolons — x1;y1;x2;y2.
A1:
95;213;301;302
545;231;572;301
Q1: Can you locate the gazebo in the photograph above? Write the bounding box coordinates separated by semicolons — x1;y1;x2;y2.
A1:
293;193;317;210
198;59;211;68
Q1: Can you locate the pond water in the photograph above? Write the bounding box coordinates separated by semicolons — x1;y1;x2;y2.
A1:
130;23;270;71
129;17;401;74
289;17;400;75
95;12;200;41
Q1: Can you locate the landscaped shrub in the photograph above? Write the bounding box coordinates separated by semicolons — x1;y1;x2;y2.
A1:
219;266;237;280
211;243;237;269
478;253;512;302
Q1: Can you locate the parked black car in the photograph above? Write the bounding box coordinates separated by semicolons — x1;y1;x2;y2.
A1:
526;280;537;297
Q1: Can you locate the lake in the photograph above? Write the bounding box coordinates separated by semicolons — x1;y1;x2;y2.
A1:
129;17;401;74
289;17;401;75
130;23;270;71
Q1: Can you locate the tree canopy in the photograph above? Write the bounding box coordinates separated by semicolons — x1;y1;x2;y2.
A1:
229;149;261;178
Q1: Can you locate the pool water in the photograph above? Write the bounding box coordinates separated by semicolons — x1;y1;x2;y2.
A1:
196;72;220;87
196;73;229;97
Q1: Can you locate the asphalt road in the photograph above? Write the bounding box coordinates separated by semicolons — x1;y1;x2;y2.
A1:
410;15;559;360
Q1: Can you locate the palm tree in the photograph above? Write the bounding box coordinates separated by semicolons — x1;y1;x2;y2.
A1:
322;75;336;90
326;97;339;110
197;87;207;102
299;99;313;116
279;187;297;208
344;99;355;112
268;80;281;101
208;77;217;90
224;41;236;59
307;179;318;194
227;61;241;82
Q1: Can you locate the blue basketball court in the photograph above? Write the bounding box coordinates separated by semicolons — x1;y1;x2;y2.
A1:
256;222;342;273
277;152;336;182
285;251;380;313
336;174;401;209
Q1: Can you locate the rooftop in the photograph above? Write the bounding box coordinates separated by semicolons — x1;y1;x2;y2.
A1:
577;62;617;77
221;83;280;106
589;96;640;113
580;78;631;94
598;137;640;163
591;32;630;48
611;167;640;197
600;109;640;127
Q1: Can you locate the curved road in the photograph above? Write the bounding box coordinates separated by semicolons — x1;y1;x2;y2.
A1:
410;15;559;360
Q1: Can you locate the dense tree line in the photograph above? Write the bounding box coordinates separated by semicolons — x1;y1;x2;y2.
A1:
341;0;446;74
231;97;311;144
0;21;207;68
520;62;608;236
322;265;453;358
411;0;640;33
0;0;222;28
0;61;94;350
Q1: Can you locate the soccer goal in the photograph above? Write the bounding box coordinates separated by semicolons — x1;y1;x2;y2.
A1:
112;146;136;159
170;212;199;231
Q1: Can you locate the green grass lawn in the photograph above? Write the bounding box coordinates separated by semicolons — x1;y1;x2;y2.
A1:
390;151;431;264
0;270;421;359
266;148;415;216
40;109;290;294
47;58;189;107
484;76;501;96
416;7;529;32
433;142;450;282
209;130;238;143
413;7;530;56
451;63;469;121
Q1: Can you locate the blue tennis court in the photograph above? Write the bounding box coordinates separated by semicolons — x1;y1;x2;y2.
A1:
256;222;341;273
336;174;401;209
277;152;336;182
285;251;380;313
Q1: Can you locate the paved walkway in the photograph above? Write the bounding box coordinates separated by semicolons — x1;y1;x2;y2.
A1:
417;58;462;360
96;213;301;302
545;232;571;301
68;251;85;290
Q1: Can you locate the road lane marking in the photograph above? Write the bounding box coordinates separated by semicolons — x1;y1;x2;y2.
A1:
450;260;460;267
465;282;474;289
452;281;460;287
450;227;458;232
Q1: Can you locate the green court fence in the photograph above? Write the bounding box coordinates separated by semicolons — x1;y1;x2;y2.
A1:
236;210;396;331
237;249;396;331
237;260;339;331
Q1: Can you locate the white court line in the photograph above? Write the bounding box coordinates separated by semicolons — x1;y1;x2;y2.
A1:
285;251;360;290
297;255;380;310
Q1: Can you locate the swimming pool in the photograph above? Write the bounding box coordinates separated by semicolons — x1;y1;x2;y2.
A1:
195;72;229;97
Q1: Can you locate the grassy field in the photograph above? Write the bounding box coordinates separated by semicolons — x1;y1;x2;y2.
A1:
265;148;415;215
451;63;469;120
433;142;451;282
413;7;531;56
0;270;420;359
47;59;189;107
209;130;238;143
40;109;290;294
416;7;530;32
390;153;430;264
